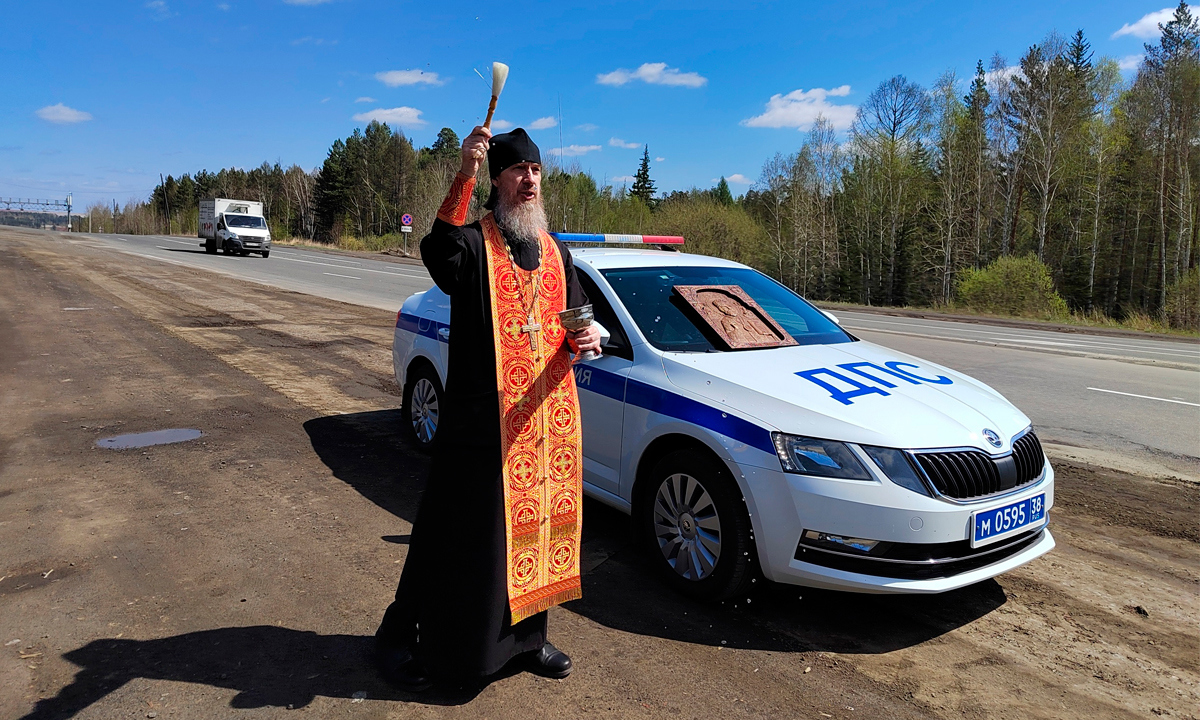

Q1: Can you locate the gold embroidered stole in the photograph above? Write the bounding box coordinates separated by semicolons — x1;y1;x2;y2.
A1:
481;213;583;623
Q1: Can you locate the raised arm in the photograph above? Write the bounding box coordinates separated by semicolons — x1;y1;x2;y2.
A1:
419;127;494;293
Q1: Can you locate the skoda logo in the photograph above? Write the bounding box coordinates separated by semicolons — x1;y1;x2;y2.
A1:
983;428;1002;448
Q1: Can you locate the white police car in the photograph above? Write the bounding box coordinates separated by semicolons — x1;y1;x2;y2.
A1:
393;245;1054;600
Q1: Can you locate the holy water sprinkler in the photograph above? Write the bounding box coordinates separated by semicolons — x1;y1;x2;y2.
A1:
483;62;509;130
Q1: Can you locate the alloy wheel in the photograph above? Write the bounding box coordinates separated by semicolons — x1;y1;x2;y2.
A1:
653;472;722;580
409;377;439;445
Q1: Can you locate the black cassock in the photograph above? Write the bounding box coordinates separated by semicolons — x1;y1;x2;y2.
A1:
376;216;588;680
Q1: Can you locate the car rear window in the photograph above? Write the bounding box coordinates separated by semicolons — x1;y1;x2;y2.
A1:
600;266;853;352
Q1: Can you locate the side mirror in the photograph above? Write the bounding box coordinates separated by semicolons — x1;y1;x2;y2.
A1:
594;320;612;347
821;309;840;325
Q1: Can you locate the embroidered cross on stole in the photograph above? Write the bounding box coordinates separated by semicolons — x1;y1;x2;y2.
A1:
481;213;583;624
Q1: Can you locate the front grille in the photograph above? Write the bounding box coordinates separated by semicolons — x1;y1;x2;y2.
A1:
915;431;1045;500
794;527;1046;580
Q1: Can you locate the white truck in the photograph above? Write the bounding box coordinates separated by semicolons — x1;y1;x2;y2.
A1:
198;198;272;257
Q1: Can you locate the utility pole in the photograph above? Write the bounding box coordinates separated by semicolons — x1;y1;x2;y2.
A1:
66;193;72;232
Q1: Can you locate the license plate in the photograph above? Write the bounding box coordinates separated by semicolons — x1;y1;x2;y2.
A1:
971;493;1045;547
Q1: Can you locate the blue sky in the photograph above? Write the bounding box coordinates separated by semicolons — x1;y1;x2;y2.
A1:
0;0;1174;207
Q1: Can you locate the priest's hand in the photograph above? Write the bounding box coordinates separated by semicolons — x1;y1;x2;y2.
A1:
567;325;602;357
460;126;493;177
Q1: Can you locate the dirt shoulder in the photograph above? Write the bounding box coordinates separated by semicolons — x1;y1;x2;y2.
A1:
1;229;1196;720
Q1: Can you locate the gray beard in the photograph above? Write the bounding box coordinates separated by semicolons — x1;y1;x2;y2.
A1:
494;195;548;248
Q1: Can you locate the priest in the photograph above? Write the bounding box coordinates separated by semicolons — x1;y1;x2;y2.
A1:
375;126;601;690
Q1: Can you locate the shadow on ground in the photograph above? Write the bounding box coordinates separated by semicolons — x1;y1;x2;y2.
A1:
20;627;501;719
305;410;1009;656
27;409;1007;718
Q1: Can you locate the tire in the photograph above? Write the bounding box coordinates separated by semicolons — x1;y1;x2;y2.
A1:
204;237;217;254
261;250;270;258
402;364;443;453
636;448;758;602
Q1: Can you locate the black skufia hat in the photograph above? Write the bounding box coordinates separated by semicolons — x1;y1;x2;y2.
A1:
484;128;541;211
487;128;541;179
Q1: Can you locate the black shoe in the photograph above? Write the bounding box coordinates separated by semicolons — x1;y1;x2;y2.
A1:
375;645;432;692
526;642;573;679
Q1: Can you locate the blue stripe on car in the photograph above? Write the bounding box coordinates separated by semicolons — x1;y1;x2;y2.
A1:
401;314;775;455
575;364;774;454
397;312;449;343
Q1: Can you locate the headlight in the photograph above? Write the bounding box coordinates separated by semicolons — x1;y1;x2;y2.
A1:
771;433;871;480
862;445;932;496
228;233;238;240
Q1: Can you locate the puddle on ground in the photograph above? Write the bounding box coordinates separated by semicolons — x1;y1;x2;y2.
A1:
96;429;203;449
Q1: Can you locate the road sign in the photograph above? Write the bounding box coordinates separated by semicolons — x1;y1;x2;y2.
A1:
401;213;413;226
401;226;413;233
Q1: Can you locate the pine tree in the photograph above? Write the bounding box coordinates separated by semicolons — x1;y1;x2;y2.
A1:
713;177;734;206
430;127;461;159
630;145;656;205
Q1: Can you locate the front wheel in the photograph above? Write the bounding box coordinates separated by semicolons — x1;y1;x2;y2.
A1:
402;364;443;453
261;250;270;258
204;237;217;254
637;449;758;601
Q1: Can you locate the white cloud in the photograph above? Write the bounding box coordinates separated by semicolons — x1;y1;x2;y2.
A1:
375;70;442;87
528;116;557;130
655;157;665;162
549;144;601;157
741;86;856;131
145;0;171;18
490;119;514;130
596;62;707;88
216;2;230;9
1113;7;1175;39
354;96;376;103
609;137;639;149
284;0;333;4
36;103;93;124
292;36;335;46
576;123;598;132
610;175;635;183
984;65;1021;86
1118;54;1144;71
352;106;426;127
726;174;752;184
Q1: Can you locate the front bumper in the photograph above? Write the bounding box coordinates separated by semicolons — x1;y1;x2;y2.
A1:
740;458;1055;594
228;237;271;251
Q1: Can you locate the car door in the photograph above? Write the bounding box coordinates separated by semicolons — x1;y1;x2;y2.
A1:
574;268;634;498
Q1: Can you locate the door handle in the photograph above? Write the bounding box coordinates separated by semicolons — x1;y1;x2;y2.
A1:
437;328;450;340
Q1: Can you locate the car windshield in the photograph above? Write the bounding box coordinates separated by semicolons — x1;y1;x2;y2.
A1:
226;214;266;229
600;265;853;352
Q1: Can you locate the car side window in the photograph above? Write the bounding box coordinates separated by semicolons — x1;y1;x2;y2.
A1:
576;271;633;361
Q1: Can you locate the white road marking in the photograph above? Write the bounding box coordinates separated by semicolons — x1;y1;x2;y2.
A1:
323;272;362;280
273;253;429;278
272;250;362;265
1087;387;1200;407
62;307;92;311
846;320;1200;360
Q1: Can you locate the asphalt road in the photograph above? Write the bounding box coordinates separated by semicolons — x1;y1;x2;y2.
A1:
59;231;1200;471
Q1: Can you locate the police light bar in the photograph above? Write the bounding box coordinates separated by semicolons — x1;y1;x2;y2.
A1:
551;233;684;245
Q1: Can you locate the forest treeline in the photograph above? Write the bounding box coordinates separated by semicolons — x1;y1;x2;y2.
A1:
87;5;1199;328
